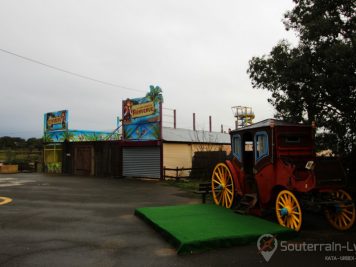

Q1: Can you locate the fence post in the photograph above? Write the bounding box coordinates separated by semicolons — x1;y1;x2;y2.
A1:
173;109;176;129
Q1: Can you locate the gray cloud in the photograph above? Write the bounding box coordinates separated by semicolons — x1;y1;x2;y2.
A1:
0;0;297;137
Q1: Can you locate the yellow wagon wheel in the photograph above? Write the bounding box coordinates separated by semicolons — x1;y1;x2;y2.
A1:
324;189;355;231
211;163;235;208
275;190;302;231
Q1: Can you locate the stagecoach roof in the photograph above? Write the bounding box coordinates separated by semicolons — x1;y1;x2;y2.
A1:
162;127;230;144
232;119;310;132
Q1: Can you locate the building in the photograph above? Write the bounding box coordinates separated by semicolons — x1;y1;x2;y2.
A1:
162;127;230;178
43;88;231;179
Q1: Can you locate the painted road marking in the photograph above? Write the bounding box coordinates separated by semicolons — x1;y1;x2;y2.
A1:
0;196;12;205
0;177;34;187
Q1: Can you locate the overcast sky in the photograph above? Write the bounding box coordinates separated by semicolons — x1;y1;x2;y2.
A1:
0;0;297;138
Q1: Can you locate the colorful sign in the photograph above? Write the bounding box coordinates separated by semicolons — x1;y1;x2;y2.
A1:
43;130;120;143
122;86;163;140
43;109;121;143
44;110;68;131
132;102;155;118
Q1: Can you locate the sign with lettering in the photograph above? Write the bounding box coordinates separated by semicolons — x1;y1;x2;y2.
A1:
44;110;68;132
122;86;163;140
132;102;155;118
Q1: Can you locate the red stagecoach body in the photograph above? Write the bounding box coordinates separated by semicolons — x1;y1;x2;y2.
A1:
211;119;355;231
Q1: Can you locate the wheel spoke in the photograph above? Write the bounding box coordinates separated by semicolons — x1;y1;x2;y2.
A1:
218;194;223;206
341;212;352;222
337;216;342;227
215;191;222;201
222;167;227;180
217;167;223;182
340;215;348;226
225;191;231;202
219;191;224;204
344;209;353;215
291;218;297;229
213;173;223;184
222;192;227;207
221;168;226;183
213;177;221;185
224;193;229;207
277;200;285;209
226;191;233;201
225;187;232;195
292;214;300;223
280;195;287;206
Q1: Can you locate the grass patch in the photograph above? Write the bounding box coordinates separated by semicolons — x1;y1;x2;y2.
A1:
135;204;297;254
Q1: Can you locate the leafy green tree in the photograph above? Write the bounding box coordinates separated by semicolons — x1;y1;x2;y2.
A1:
146;85;163;103
0;136;26;149
26;138;43;150
247;0;355;166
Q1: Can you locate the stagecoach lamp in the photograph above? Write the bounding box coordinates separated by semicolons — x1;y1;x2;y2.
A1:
305;161;314;170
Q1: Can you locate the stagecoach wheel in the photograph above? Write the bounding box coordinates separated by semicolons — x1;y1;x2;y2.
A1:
324;189;355;231
275;190;302;231
211;163;235;208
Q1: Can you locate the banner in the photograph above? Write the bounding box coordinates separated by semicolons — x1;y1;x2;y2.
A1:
44;110;68;132
122;86;163;140
43;130;120;143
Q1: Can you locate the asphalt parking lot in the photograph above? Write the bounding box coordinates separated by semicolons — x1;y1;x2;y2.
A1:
1;173;356;267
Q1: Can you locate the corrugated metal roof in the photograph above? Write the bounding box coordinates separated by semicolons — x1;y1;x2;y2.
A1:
162;127;230;144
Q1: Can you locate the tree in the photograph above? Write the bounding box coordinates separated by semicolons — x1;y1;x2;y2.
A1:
247;0;355;164
146;85;163;103
26;138;43;150
0;136;26;149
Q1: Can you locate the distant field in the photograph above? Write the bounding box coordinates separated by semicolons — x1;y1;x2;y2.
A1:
0;149;42;163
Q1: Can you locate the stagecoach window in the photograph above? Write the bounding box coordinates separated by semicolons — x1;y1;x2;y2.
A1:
245;141;253;152
255;131;269;161
285;136;301;143
232;135;242;161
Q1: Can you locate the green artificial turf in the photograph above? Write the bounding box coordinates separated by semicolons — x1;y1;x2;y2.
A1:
135;204;296;254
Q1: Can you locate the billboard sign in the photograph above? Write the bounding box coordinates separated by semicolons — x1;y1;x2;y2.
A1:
44;110;68;132
122;86;163;140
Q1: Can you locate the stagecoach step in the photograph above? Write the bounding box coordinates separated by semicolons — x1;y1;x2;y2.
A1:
234;194;258;214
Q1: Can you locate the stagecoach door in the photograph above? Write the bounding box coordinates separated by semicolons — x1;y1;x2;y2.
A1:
242;132;253;175
242;132;257;192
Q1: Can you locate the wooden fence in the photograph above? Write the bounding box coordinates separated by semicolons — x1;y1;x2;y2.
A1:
163;167;208;180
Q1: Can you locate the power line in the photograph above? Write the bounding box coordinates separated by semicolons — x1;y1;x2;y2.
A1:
0;48;145;93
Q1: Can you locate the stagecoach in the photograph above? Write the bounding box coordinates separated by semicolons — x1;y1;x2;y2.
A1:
211;119;355;231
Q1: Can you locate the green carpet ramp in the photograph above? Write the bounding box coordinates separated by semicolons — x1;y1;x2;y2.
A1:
135;204;296;254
